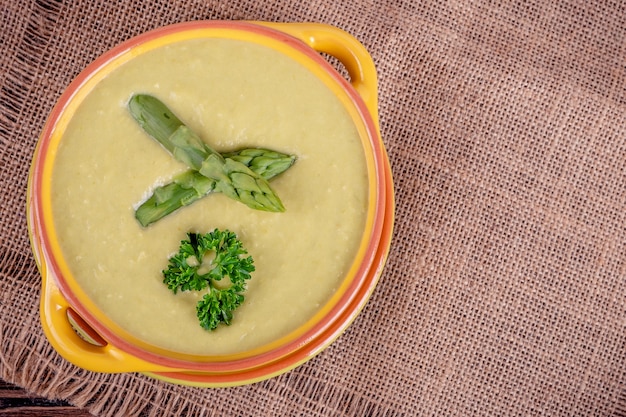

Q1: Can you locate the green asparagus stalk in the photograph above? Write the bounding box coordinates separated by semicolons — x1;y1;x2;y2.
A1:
135;149;296;227
222;148;297;180
129;94;296;226
128;94;290;214
128;95;220;170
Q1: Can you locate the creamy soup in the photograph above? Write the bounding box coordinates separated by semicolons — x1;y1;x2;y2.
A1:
51;37;368;355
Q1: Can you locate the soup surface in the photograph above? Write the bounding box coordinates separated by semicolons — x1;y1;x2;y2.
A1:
51;37;368;355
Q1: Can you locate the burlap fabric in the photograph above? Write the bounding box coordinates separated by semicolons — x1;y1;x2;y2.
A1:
1;0;626;416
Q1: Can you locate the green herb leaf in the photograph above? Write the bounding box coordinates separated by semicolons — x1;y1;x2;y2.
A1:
162;229;255;330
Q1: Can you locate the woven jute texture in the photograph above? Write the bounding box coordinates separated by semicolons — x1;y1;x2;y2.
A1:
2;0;626;416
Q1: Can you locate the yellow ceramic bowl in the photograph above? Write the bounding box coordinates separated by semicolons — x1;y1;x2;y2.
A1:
27;21;394;386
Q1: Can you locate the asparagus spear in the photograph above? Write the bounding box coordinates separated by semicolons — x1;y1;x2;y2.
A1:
222;148;296;180
128;94;289;213
135;149;296;227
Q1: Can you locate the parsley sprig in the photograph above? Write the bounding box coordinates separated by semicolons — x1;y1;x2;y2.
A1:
163;229;255;330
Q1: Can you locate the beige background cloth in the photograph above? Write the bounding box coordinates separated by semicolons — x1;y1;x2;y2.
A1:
2;0;626;416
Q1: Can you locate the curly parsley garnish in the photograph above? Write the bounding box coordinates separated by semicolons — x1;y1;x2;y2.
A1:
163;229;255;330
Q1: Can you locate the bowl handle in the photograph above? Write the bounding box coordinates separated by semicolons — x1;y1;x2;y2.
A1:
254;22;380;130
39;267;175;373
